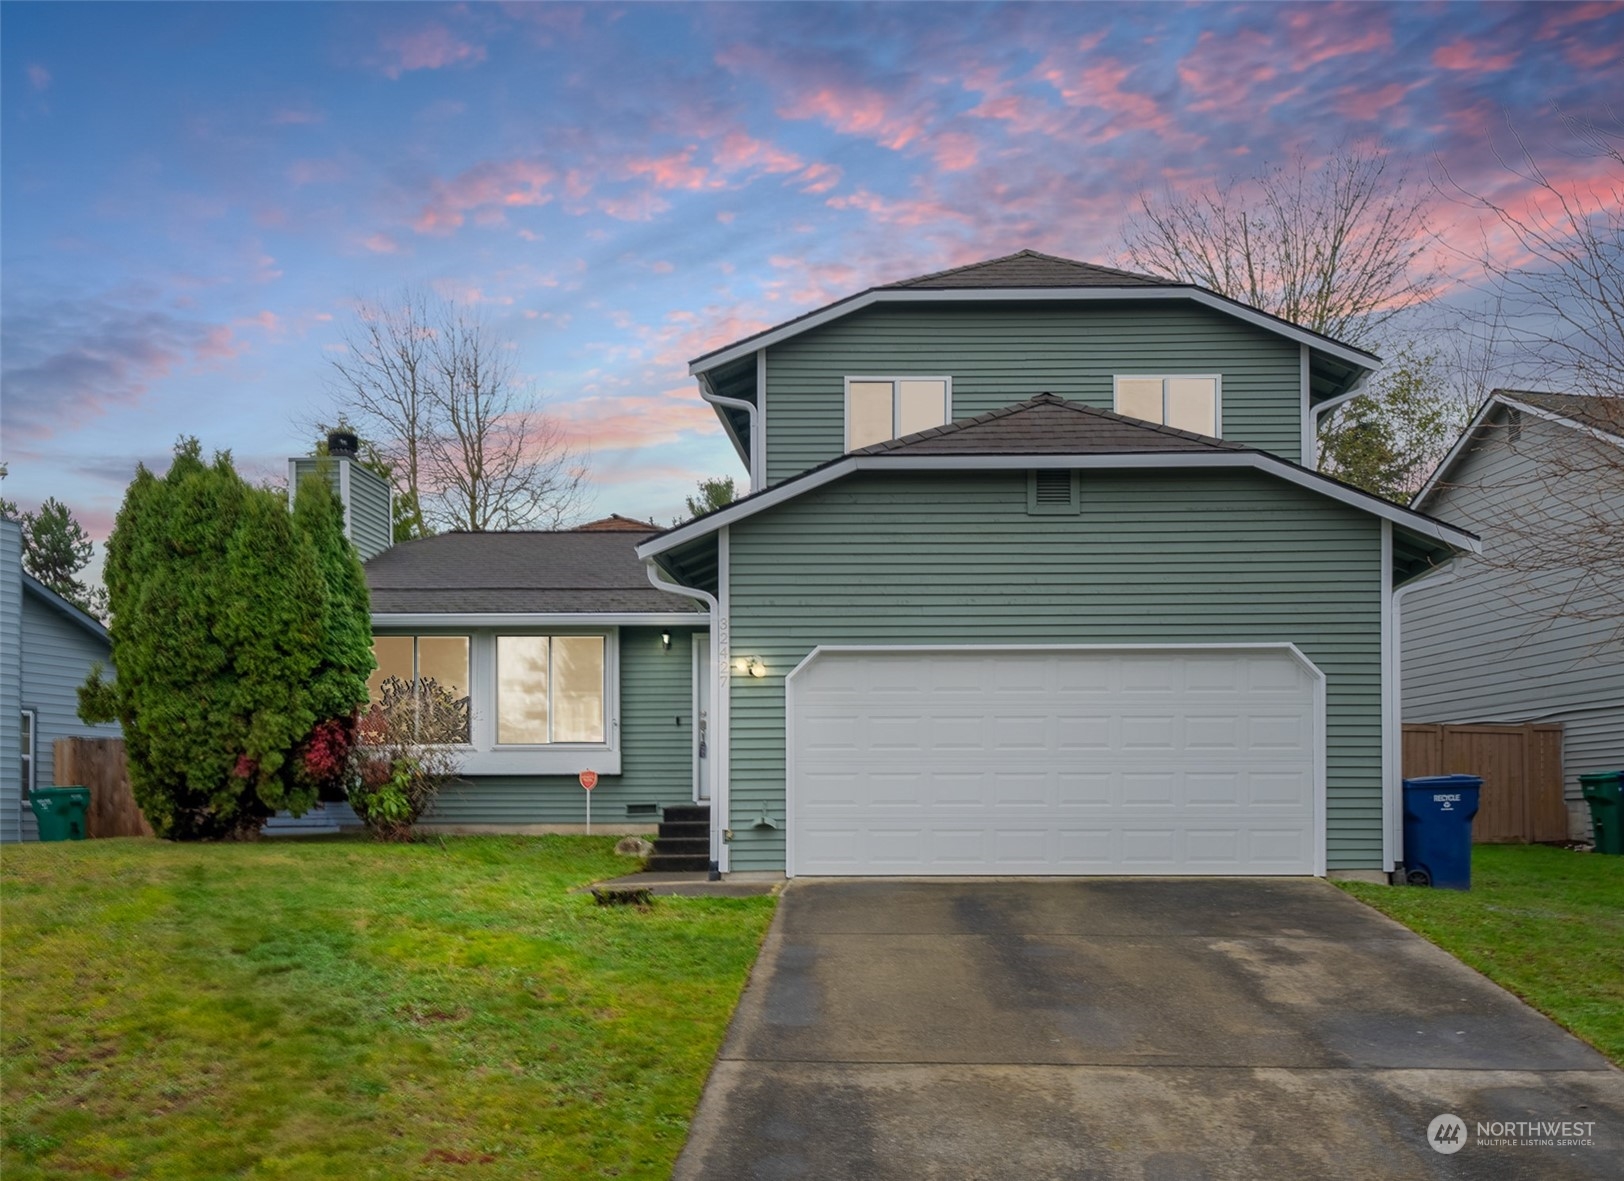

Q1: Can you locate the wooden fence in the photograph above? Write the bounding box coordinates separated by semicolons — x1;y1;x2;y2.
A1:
54;737;152;839
1403;723;1566;843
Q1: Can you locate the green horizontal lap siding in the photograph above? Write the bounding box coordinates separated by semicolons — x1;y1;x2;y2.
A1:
292;458;392;560
725;470;1383;872
763;302;1304;481
425;626;699;824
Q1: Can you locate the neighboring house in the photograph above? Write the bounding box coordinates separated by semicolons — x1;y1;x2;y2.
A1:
0;518;122;843
635;250;1479;879
269;445;706;834
1403;390;1624;838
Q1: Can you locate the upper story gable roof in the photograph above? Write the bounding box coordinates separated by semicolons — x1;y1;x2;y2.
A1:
1413;389;1624;511
687;250;1380;405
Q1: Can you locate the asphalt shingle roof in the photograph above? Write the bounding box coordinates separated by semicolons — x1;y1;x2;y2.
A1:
364;529;698;615
881;250;1170;290
854;393;1249;457
1499;390;1624;436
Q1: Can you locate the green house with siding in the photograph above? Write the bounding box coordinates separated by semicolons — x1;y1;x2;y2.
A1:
292;251;1479;880
638;250;1479;880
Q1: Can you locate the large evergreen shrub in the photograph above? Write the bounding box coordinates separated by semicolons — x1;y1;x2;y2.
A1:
80;440;373;839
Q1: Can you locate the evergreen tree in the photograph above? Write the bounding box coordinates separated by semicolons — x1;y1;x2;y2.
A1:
80;439;373;839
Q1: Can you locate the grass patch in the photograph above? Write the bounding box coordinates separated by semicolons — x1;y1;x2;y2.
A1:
1337;844;1624;1064
1;836;775;1179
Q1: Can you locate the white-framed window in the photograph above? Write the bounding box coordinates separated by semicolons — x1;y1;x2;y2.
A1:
1114;375;1221;437
845;376;952;450
19;709;35;801
496;634;607;746
367;635;472;743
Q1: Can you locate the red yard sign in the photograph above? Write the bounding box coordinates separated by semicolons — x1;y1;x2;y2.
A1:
579;769;598;791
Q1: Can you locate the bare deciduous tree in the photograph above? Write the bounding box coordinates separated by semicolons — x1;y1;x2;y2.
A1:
1123;143;1439;350
329;289;588;533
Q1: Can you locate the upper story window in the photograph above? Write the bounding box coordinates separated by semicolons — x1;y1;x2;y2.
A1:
1114;375;1220;438
846;377;951;450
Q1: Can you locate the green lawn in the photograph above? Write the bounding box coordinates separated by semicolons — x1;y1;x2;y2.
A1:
1338;844;1624;1064
1;836;776;1180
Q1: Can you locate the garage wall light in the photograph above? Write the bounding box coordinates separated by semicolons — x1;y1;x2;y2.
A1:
660;631;671;650
744;658;767;678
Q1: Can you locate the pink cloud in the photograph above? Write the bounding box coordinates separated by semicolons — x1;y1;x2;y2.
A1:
1432;39;1518;72
553;390;721;453
624;147;717;192
782;83;928;150
1335;82;1418;123
713;131;804;176
26;63;51;92
797;161;842;194
377;23;486;79
412;159;557;235
268;105;323;125
1281;5;1392;66
1537;1;1623;38
825;188;972;231
363;232;399;254
287;157;344;186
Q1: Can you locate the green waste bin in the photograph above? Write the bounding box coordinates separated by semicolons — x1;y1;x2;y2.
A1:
28;786;91;842
1580;771;1623;855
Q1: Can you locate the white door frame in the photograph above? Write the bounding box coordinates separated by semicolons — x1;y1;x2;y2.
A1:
783;642;1329;879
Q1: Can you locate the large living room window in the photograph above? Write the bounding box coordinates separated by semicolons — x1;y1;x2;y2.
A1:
496;635;607;745
368;635;471;742
846;377;951;450
1114;375;1220;437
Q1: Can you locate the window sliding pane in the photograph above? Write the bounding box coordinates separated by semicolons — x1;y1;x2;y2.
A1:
1167;377;1217;436
1116;378;1163;423
417;636;470;699
368;636;415;703
897;379;948;437
498;636;550;745
848;381;894;450
552;636;606;743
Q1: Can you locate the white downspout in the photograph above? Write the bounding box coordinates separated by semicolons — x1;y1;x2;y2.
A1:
1387;557;1460;875
699;375;761;493
645;559;728;878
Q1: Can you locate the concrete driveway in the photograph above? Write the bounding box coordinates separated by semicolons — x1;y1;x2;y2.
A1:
675;879;1624;1180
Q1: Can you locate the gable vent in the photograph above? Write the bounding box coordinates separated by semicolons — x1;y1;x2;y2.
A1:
1027;469;1079;514
1034;470;1071;504
1507;407;1523;444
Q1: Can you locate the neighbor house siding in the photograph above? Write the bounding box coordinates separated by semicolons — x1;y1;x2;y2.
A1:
1;522;24;844
762;302;1306;482
1402;410;1624;837
419;625;700;825
1562;707;1624;837
724;468;1384;872
16;590;121;841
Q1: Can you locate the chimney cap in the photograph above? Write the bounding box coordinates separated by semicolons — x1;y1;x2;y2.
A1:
327;430;359;458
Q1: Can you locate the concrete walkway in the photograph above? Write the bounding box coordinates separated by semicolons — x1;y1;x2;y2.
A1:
675;878;1624;1180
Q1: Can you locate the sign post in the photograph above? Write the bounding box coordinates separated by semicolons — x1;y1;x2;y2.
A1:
579;769;598;833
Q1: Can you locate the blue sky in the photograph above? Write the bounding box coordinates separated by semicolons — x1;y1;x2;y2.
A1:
3;1;1620;542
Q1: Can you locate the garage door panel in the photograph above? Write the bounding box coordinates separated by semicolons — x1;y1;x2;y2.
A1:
789;649;1320;876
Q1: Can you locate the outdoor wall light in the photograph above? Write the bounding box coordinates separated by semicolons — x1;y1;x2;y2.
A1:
661;631;671;649
745;658;767;678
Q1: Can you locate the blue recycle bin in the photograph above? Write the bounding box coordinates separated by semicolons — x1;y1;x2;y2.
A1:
1402;774;1482;890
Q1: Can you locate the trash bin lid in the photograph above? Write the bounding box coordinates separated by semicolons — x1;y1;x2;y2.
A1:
1578;770;1623;783
1403;774;1483;791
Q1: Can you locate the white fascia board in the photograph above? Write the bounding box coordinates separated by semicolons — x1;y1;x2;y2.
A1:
371;612;704;629
1498;395;1624;449
639;450;1480;558
689;287;1378;377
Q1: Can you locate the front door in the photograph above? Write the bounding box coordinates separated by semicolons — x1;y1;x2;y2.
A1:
693;633;711;801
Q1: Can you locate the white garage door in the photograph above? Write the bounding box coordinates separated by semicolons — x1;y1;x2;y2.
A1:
788;647;1322;877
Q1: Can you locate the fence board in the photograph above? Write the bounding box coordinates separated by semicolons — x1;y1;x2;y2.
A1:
1401;723;1566;843
54;737;152;839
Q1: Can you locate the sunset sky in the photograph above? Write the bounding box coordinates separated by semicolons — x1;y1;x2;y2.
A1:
3;1;1621;546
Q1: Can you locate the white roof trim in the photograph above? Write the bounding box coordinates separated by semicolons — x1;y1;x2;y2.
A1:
371;612;704;629
638;450;1480;559
689;287;1378;378
1412;393;1624;510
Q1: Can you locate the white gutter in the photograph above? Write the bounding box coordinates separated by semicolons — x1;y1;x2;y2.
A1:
699;372;761;493
371;612;703;629
645;559;726;878
1386;557;1461;873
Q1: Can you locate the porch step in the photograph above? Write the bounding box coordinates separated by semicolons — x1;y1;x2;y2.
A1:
649;803;711;875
